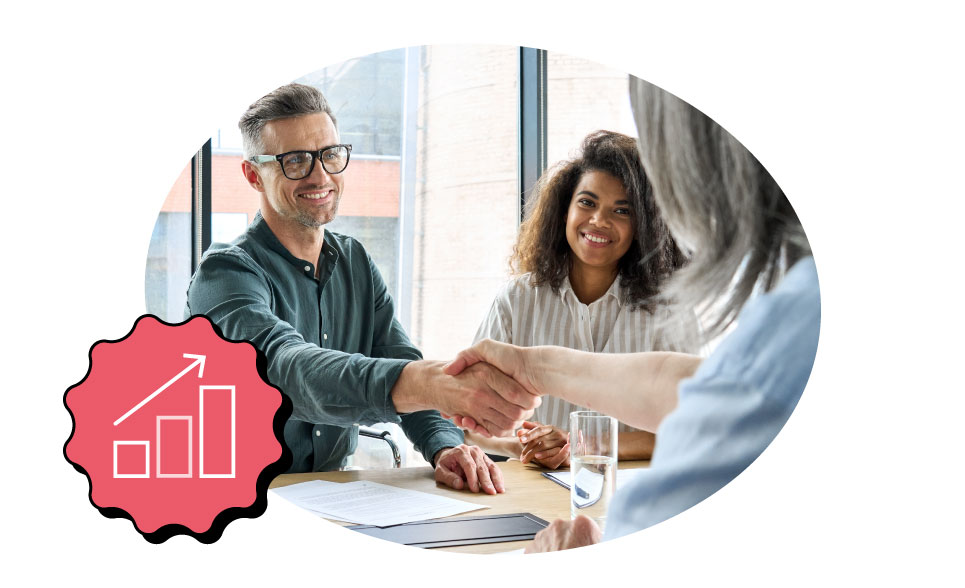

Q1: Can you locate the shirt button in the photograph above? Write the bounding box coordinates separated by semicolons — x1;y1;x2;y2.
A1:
315;430;321;437
323;333;328;340
304;265;311;272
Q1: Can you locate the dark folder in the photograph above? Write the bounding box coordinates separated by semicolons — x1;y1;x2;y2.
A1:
347;512;549;548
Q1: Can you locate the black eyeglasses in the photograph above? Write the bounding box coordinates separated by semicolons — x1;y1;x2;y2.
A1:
250;144;353;180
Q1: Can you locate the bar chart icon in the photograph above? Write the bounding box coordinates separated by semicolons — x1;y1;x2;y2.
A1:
110;353;237;479
112;385;236;479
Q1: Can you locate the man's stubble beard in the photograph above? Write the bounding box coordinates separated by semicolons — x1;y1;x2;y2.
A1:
295;194;341;229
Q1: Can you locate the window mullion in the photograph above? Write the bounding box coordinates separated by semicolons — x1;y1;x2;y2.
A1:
518;47;547;224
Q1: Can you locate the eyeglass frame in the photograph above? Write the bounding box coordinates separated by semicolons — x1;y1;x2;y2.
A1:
249;144;353;180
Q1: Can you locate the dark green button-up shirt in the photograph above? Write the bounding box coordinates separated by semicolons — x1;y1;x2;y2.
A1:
185;212;463;472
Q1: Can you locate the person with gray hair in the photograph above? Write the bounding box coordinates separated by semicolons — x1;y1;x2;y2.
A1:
445;77;820;550
186;83;539;493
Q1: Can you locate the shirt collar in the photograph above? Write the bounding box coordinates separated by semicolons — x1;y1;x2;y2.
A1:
559;272;623;306
248;210;336;272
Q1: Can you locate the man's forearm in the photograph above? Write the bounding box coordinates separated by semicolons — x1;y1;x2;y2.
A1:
391;360;441;413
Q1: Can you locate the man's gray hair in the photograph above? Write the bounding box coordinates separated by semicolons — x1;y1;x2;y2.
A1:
238;83;337;159
630;77;811;344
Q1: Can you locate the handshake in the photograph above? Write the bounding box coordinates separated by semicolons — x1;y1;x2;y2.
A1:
391;339;543;438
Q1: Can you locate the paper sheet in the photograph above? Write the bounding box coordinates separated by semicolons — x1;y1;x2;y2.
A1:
272;480;353;522
271;480;488;527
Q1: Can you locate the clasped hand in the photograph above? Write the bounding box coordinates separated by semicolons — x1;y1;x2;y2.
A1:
436;361;539;438
441;339;542;438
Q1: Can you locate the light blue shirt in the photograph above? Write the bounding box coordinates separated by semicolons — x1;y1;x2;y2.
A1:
604;257;820;540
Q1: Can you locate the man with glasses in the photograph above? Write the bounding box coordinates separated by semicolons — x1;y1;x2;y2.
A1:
185;83;536;494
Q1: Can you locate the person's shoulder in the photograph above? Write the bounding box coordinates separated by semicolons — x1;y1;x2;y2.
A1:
197;240;250;266
494;273;547;303
185;236;272;313
740;257;820;336
504;273;537;293
695;257;820;394
197;234;264;271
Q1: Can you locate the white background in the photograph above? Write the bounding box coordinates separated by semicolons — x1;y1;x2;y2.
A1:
2;1;963;585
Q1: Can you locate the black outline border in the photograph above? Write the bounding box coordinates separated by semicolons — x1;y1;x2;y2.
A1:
63;314;293;544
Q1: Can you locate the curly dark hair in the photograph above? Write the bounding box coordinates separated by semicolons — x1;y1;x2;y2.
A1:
512;130;685;312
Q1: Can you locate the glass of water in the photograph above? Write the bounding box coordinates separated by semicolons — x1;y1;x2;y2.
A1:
569;411;617;531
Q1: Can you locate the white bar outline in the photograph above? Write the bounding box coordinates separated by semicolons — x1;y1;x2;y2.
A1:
156;416;192;478
199;385;236;478
113;440;150;478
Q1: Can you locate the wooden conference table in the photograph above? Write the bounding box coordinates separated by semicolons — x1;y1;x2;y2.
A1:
270;459;649;554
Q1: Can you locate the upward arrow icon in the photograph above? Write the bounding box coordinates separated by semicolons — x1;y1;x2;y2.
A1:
113;354;207;426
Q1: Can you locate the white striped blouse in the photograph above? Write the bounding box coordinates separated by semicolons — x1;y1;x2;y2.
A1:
473;272;697;433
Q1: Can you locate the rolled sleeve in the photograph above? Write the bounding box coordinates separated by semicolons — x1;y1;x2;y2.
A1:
399;410;465;466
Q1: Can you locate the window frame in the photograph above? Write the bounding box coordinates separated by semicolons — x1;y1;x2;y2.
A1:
188;47;548;274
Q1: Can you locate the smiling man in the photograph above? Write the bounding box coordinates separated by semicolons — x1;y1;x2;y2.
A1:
185;83;538;493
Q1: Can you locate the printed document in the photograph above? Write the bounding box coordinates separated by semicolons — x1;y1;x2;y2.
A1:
272;480;488;527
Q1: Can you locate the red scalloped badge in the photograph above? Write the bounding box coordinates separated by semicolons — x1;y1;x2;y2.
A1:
65;315;291;543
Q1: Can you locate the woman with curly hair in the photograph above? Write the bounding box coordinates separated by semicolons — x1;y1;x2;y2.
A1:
466;129;698;468
447;78;818;550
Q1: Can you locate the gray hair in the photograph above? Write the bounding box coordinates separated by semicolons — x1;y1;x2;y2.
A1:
238;83;337;159
630;77;811;344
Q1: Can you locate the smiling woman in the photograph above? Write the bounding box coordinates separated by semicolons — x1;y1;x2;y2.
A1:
466;130;699;467
514;130;685;313
564;169;636;301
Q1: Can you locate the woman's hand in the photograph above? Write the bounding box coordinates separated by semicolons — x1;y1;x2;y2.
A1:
518;421;570;469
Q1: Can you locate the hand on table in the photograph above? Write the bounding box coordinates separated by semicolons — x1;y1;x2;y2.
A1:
524;515;602;553
518;421;570;469
433;444;505;495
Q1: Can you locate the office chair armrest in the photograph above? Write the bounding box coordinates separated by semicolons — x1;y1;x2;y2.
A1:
358;426;402;468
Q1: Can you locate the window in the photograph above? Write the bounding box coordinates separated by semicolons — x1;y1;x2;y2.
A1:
407;45;519;360
547;51;638;164
146;45;607;469
145;165;191;322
